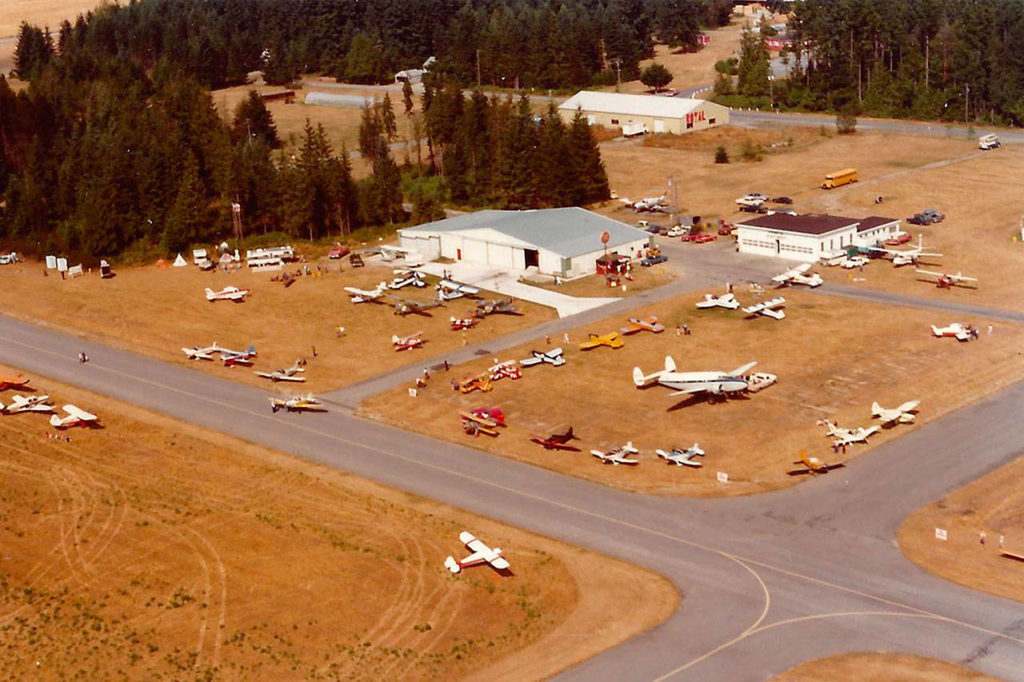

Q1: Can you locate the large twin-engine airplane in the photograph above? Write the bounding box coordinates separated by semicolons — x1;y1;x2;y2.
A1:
591;442;640;465
915;269;978;289
823;420;879;446
0;373;31;391
871;235;942;267
50;404;99;428
530;427;580;451
772;263;823;288
787;451;845;476
656;443;705;467
1;394;54;414
444;531;512;575
579;332;624;350
344;281;389;303
872;400;920;425
633;357;758;402
254;360;306;382
205;286;250;302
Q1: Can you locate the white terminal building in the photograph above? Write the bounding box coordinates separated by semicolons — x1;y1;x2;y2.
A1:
397;207;651;278
558;90;730;135
734;213;901;263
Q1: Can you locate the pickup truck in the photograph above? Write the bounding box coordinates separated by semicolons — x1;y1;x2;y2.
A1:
640;254;668;267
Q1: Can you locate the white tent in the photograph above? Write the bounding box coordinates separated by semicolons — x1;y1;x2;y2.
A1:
173;253;188;267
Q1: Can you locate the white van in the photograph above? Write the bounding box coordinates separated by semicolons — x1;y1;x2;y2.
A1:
978;133;1000;150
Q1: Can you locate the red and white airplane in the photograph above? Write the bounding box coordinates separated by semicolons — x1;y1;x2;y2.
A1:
205;286;250;302
916;269;978;289
344;281;389;303
219;344;258;366
1;394;54;414
181;344;218;360
444;531;512;574
450;316;478;331
931;323;978;341
0;373;31;391
392;331;425;351
49;404;99;428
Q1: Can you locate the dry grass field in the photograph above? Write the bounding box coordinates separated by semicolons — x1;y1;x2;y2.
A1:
0;259;555;393
0;366;676;679
599;128;1024;311
900;452;1024;607
0;0;103;37
361;288;1024;496
773;653;997;681
522;265;674;299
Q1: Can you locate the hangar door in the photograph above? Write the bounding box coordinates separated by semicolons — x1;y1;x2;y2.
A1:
461;238;489;264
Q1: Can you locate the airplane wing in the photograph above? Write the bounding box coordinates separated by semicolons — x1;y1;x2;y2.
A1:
729;361;758;377
897;400;920;413
64;405;97;421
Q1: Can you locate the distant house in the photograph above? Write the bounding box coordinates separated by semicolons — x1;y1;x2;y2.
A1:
260;90;295;104
766;34;793;51
558;91;729;135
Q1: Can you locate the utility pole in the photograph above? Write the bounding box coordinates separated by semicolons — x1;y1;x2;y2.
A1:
965;83;970;126
476;49;481;87
611;58;622;92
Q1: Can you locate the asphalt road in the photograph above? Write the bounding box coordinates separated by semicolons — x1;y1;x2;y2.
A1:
4;253;1024;679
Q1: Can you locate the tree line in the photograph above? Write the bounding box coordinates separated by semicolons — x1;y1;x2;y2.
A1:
13;0;731;91
723;0;1024;125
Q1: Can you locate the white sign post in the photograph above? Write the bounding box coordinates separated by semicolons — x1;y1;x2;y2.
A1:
716;471;729;484
934;528;948;541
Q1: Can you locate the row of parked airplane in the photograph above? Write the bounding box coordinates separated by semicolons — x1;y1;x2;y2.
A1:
181;343;258;365
789;401;920;474
346;278;520;319
0;373;99;427
528;426;706;467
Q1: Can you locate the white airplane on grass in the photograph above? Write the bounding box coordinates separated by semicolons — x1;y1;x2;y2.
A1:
205;286;250;302
823;420;879;446
931;323;978;341
182;345;217;360
437;279;481;300
254;360;307;382
389;270;427;290
696;293;740;310
871;235;942;267
444;531;512;574
872;400;920;425
656;444;705;467
219;345;258;366
742;297;786;320
344;281;389;303
591;442;640;465
520;348;565;368
1;394;54;414
772;263;823;288
633;357;759;402
50;405;99;428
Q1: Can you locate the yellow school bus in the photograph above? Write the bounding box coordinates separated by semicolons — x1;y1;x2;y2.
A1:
821;167;858;189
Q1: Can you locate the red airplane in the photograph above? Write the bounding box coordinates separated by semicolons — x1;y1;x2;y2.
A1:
530;427;580;451
0;373;30;391
450;316;478;331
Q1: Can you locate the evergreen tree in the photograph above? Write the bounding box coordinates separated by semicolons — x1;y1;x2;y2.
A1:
232;90;280;148
737;27;770;97
640;63;673;93
567;110;611;205
163;153;206;251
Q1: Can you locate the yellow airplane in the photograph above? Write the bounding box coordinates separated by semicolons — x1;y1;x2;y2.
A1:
578;332;624;350
459;410;502;437
456;373;492;394
787;451;845;476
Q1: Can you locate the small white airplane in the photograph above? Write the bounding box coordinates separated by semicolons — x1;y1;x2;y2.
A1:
931;322;978;341
49;404;99;428
377;244;423;265
656;443;705;467
389;270;427;290
436;278;481;300
392;331;425;351
269;394;326;413
444;531;512;574
219;344;258;366
254;360;307;382
344;281;389;303
742;297;786;320
591;442;640;465
696;293;740;310
772;263;823;288
872;400;920;425
520;348;565;368
205;286;250;302
633;357;758;401
871;235;942;267
840;256;870;269
916;269;979;289
823;420;879;446
1;394;54;414
181;344;218;360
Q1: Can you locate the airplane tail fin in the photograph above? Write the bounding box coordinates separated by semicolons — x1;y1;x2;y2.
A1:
391;335;400;344
664;356;677;373
444;556;461;573
871;401;883;416
49;415;63;428
565;427;575;440
632;367;647;387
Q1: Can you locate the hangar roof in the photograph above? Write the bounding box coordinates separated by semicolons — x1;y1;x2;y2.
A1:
737;213;860;236
399;207;649;259
558;90;716;119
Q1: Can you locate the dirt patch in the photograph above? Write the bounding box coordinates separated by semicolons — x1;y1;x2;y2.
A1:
900;452;1024;606
522;265;674;299
0;0;104;37
0;259;555;393
773;652;997;681
0;366;677;679
361;288;1024;496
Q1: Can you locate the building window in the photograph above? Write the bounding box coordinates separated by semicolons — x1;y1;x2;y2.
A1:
611;119;619;125
686;120;693;129
709;118;716;124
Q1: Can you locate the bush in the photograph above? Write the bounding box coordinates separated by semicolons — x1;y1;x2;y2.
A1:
836;105;858;134
714;145;729;164
740;139;763;162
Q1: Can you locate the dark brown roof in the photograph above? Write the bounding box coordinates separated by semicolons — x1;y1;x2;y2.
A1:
737;213;859;235
856;215;899;232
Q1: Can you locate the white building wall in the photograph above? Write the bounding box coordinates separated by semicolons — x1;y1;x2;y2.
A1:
486;242;515;268
399;234;440;260
736;226;857;263
461;238;488;263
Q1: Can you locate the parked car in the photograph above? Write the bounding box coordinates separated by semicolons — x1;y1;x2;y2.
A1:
771;196;793;204
718;223;735;236
666;226;687;237
736;192;770;206
693;233;717;243
907;209;944;225
885;232;912;246
739;203;768;214
640;254;668;266
680;232;699;242
349;253;365;267
328;243;350;259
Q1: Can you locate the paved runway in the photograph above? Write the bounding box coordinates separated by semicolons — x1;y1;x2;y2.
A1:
4;278;1024;680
